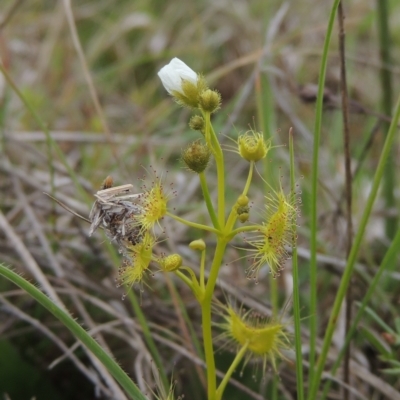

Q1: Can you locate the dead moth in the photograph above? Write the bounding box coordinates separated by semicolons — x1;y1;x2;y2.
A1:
89;179;144;248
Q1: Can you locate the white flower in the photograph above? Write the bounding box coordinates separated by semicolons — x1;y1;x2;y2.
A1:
158;58;197;95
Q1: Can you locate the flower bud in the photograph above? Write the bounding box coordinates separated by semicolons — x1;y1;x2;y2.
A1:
158;58;197;95
198;89;221;113
189;115;205;132
158;58;208;109
238;130;271;162
238;213;249;223
160;254;182;272
237;194;249;207
182;141;211;173
189;239;206;251
237;205;250;223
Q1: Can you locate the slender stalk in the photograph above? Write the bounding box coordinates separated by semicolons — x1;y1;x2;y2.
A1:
126;291;169;392
200;249;206;290
376;0;396;239
224;162;254;234
205;114;225;227
229;224;261;237
243;161;254;196
308;92;400;400
166;212;219;234
289;128;304;400
175;269;196;291
320;227;400;399
337;3;354;397
202;299;216;400
308;0;341;388
0;264;146;400
215;342;249;400
0;62;55;197
0;62;89;203
200;172;220;230
269;273;278;318
201;238;228;399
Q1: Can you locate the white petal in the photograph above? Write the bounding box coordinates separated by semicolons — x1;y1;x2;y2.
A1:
158;57;197;94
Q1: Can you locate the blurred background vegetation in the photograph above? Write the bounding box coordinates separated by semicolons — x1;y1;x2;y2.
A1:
0;0;399;399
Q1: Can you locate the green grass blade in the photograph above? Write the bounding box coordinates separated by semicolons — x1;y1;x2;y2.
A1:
126;290;169;392
377;0;397;239
308;90;400;400
0;264;147;400
320;226;400;399
308;0;341;387
290;128;304;400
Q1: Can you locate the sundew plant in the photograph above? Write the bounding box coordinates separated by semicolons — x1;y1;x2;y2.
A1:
87;57;300;399
2;1;400;399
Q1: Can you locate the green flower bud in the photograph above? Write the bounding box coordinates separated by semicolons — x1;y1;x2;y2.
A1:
238;213;249;223
189;239;206;251
237;205;249;215
198;89;221;113
189;115;205;132
159;254;182;272
182;140;211;173
237;194;249;207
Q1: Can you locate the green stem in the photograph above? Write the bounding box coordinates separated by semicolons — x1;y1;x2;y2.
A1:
243;161;254;196
0;264;146;400
215;342;249;400
205;239;228;300
230;225;261;237
199;249;206;291
289;128;304;400
201;238;228;400
199;172;220;230
377;0;396;239
269;273;278;317
126;291;169;392
308;90;400;400
204;112;225;227
175;269;196;291
224;161;255;235
166;212;219;234
308;0;341;388
202;300;216;400
320;226;400;400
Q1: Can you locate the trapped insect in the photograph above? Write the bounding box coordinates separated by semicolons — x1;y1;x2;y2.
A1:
89;180;144;248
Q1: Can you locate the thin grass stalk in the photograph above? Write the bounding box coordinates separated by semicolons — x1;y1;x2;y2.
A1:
126;291;169;392
169;279;205;359
337;3;354;397
62;0;120;165
0;62;90;203
0;62;54;196
308;92;400;400
308;0;341;388
289;128;304;400
376;0;397;239
164;274;207;389
259;66;283;400
255;62;280;399
0;264;146;400
320;226;400;400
